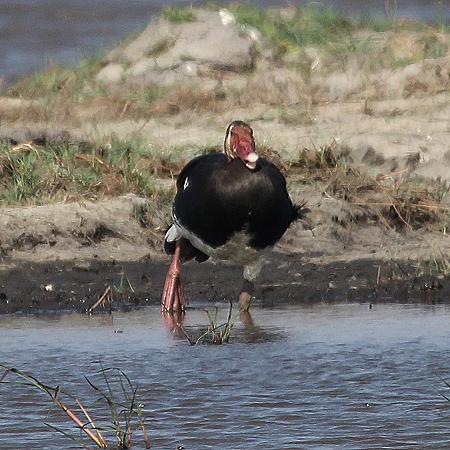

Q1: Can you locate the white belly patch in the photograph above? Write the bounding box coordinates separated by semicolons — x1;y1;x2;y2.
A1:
169;213;268;266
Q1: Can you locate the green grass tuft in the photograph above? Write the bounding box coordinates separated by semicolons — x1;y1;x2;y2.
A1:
231;4;354;52
163;6;196;23
7;57;103;101
0;137;185;206
173;302;235;345
358;13;393;32
229;4;405;54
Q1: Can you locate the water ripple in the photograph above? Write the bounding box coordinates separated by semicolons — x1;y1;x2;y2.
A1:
1;304;450;448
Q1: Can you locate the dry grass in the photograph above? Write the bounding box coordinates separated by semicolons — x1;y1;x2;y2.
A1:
266;141;450;231
414;253;450;278
4;79;228;124
328;170;448;231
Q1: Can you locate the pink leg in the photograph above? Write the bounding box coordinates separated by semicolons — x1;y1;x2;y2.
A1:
161;241;185;313
238;291;253;312
174;276;185;311
239;309;254;327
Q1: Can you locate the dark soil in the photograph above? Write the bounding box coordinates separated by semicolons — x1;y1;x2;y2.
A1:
0;193;448;315
0;252;448;315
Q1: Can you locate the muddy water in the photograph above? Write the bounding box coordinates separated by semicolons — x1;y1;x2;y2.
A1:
1;0;449;83
1;303;450;449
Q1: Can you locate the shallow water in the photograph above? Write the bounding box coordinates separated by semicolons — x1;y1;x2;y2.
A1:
1;303;450;449
1;0;449;83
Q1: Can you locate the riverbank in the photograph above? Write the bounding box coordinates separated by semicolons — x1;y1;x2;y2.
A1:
0;5;449;313
0;187;448;313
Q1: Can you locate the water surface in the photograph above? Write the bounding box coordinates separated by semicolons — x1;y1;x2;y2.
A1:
1;303;450;449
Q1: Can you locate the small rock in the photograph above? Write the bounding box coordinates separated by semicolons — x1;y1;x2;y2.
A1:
103;9;260;86
127;58;158;77
121;20;175;64
178;62;201;77
219;8;236;26
96;63;125;84
72;262;92;272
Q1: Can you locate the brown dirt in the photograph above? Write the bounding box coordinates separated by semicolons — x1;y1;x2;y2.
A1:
1;192;448;314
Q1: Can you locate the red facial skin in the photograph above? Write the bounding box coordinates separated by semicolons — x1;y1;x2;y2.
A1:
230;126;255;157
229;126;259;169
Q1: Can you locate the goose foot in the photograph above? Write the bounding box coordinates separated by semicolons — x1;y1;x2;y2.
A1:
239;309;254;326
162;309;185;336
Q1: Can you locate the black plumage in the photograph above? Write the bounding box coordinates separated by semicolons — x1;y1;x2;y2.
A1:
165;153;298;256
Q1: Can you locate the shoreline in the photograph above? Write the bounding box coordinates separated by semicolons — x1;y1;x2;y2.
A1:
0;195;448;314
1;249;448;315
1;5;449;314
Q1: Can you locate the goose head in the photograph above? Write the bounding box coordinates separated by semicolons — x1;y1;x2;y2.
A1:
224;120;259;170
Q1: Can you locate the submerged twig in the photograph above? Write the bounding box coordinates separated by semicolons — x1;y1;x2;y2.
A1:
87;286;113;314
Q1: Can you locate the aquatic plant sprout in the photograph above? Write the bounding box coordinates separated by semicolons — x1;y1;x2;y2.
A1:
0;363;151;449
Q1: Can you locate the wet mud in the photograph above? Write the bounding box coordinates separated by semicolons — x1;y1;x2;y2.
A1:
1;252;448;314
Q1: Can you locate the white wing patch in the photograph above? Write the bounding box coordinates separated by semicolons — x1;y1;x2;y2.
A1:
164;224;180;242
183;177;190;190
